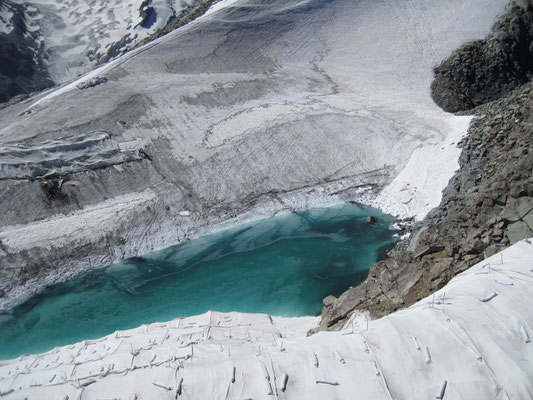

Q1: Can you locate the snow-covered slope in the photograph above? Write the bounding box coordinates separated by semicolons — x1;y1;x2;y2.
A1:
0;0;209;98
0;0;510;309
2;239;532;399
25;0;201;83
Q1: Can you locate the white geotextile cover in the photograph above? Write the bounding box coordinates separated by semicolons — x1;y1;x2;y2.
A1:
1;238;532;399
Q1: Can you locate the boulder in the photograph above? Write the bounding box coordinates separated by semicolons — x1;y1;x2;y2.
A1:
431;2;533;112
506;221;533;244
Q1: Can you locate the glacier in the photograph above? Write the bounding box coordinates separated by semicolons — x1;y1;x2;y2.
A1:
0;0;506;310
2;0;532;398
0;0;510;311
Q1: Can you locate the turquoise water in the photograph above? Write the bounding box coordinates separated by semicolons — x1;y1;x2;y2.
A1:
0;203;397;360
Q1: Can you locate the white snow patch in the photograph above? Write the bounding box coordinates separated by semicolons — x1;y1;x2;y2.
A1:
203;0;241;17
0;7;14;34
371;115;471;220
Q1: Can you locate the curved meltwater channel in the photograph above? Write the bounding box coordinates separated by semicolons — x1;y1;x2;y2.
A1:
0;203;397;359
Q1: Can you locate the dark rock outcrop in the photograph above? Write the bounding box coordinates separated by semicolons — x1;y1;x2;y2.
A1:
321;0;533;330
139;0;157;29
136;0;221;48
0;0;53;104
431;0;533;113
366;215;377;224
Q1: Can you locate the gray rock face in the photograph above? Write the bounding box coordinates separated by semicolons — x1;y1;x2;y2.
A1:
134;0;220;49
321;1;533;329
322;83;533;329
0;0;53;104
431;1;533;113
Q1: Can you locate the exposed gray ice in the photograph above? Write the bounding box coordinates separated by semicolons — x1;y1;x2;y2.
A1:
0;130;137;180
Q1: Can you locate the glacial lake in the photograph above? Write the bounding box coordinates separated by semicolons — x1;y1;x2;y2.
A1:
0;203;397;359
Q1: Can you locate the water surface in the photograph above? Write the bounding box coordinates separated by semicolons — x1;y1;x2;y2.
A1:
0;203;397;359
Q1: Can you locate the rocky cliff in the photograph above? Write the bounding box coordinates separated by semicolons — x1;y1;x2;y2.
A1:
431;0;533;112
0;0;53;104
321;0;533;330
